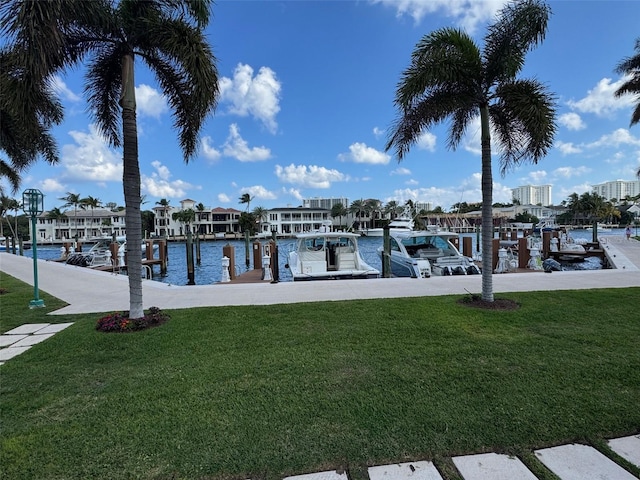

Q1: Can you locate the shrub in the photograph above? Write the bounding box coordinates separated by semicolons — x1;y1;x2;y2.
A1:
96;306;170;333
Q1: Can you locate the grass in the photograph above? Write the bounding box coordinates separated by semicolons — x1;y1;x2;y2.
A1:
1;271;639;480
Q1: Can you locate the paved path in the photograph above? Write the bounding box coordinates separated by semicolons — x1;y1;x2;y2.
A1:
0;236;638;315
1;237;638;479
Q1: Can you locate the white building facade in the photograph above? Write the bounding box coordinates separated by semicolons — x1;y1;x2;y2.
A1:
511;185;552;206
592;180;640;202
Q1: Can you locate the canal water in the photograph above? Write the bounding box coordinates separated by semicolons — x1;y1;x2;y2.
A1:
17;228;626;286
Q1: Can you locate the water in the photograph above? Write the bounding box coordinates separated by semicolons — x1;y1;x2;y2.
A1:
17;228;626;286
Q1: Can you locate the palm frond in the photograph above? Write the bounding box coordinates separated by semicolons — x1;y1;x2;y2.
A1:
490;79;557;175
85;44;125;148
396;28;482;110
483;0;551;84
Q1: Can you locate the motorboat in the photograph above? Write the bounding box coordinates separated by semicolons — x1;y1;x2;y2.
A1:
65;236;157;268
533;218;562;233
377;228;481;278
285;225;380;281
362;207;414;237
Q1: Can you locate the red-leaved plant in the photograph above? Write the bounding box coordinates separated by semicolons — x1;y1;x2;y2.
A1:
96;306;169;333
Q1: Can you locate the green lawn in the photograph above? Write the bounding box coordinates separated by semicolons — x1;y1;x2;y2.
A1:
1;271;639;480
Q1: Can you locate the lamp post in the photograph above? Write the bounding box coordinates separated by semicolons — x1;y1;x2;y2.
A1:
22;189;45;308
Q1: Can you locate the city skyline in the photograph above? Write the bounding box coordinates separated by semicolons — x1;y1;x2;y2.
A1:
6;1;640;212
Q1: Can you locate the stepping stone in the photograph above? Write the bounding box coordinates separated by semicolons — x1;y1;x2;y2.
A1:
535;443;637;480
11;333;55;347
37;323;74;334
4;323;50;335
0;334;28;347
0;346;32;361
452;452;537;480
608;435;640;468
369;460;443;479
283;471;348;480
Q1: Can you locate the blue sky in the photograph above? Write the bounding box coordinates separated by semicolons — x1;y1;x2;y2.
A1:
11;0;640;212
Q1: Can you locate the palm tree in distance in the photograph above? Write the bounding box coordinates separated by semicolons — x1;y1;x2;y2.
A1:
3;0;220;319
615;37;640;177
386;0;557;302
46;207;67;241
81;195;101;237
59;192;82;240
252;206;268;235
239;193;253;212
330;203;348;230
155;198;171;237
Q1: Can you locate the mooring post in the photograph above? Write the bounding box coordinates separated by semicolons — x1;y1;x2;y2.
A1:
382;225;391;278
186;231;195;285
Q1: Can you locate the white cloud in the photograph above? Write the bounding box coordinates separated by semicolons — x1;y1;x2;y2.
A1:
525;170;548;183
219;63;281;133
391;167;412;175
217;193;231;203
586;128;640;149
372;0;503;33
201;136;222;162
222;124;272;162
275;163;347;188
283;187;303;201
337;142;390;164
373;127;384;138
552;166;592;179
405;179;419;186
240;185;277;200
50;75;81;102
558;112;586;131
61;125;122;182
417;131;437;151
556;140;582;155
567;77;635;117
39;177;66;193
141;161;197;198
135;84;168;119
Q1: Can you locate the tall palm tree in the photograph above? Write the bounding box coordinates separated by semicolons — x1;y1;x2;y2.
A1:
81;195;101;237
349;199;367;230
155;198;171;237
239;193;253;212
59;192;82;240
330;202;347;229
46;207;67;240
0;50;62;193
252;206;268;235
386;0;556;302
615;37;640;177
4;1;220;318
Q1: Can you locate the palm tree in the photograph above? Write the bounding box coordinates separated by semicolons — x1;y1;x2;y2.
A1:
0;50;62;194
81;195;101;237
155;198;171;237
59;192;82;240
172;209;195;236
252;206;268;235
386;0;556;302
239;193;253;212
4;0;219;319
46;207;67;240
330;202;348;229
365;198;382;228
349;199;366;231
615;37;640;177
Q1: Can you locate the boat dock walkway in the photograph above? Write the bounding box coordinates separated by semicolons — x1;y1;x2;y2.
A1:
0;236;638;316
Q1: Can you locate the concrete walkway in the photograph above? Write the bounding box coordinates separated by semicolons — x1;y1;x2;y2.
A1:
1;236;639;479
0;236;638;316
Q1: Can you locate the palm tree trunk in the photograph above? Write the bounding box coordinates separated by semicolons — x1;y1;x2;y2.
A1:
120;53;144;319
480;105;494;302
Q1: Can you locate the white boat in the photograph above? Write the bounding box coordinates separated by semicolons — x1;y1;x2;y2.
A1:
377;228;481;278
286;226;380;281
363;208;414;237
533;218;562;233
65;236;157;268
585;224;612;232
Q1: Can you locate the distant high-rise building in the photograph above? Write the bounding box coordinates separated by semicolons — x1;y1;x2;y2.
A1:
303;197;350;209
591;180;640;202
511;185;552;206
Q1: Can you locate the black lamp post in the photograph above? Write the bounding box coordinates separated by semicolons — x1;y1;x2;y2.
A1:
22;188;45;308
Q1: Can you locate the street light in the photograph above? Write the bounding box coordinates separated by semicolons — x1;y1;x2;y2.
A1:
22;188;45;308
